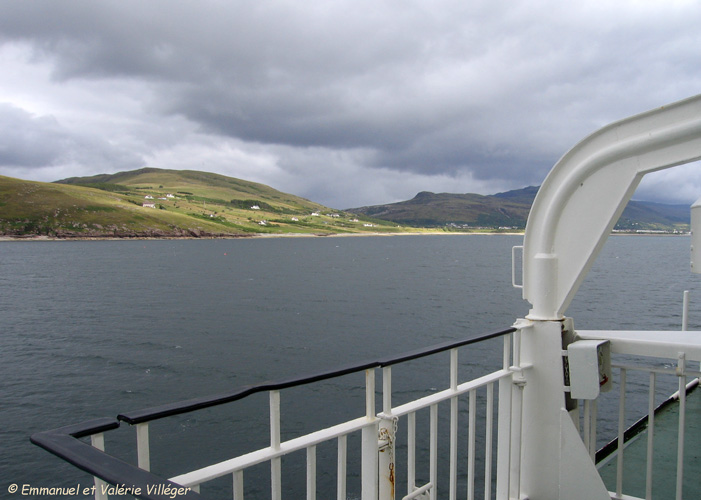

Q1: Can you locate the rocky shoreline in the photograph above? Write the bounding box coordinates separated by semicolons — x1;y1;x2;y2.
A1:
0;228;256;240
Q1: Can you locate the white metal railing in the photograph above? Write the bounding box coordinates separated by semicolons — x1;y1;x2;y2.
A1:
30;328;519;500
163;341;515;499
574;339;701;500
35;324;700;500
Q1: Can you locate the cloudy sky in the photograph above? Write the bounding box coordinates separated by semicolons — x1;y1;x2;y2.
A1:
1;1;700;209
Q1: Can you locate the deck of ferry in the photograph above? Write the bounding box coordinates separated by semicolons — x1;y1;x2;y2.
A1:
598;384;701;499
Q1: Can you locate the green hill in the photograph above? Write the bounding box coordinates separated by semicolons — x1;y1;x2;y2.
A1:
0;168;403;238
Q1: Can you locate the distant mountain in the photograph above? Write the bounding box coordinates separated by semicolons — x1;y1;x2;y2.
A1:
614;200;690;231
348;186;690;232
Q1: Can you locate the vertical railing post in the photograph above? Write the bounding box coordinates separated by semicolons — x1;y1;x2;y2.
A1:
136;423;150;472
362;368;378;500
646;372;656;500
429;404;438;500
407;412;416;496
467;390;477;500
270;390;282;500
509;330;524;500
496;332;513;500
676;353;687;500
589;399;598;462
233;470;244;500
616;369;627;498
337;435;347;500
379;366;395;500
307;445;317;500
583;400;591;456
90;433;108;500
449;349;458;500
484;383;494;500
583;398;598;462
682;290;690;331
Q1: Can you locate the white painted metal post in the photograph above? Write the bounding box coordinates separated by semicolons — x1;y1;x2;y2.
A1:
616;369;627;498
449;349;458;500
495;334;512;500
233;470;244;500
337;435;347;500
646;372;656;500
307;445;317;500
467;390;476;500
589;399;598;463
429;404;438;500
582;398;599;462
407;412;416;495
379;366;394;500
683;291;690;331
136;423;150;472
676;353;686;500
583;400;591;456
270;390;282;500
91;433;108;500
509;378;523;498
509;330;524;500
484;383;494;500
362;368;378;500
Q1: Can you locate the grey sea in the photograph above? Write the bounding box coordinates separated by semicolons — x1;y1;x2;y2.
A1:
2;234;698;499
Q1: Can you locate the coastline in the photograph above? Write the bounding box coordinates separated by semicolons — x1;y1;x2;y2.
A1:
1;230;688;242
0;231;527;242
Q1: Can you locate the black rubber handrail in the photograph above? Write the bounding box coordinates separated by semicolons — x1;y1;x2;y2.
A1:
30;418;202;500
118;327;516;424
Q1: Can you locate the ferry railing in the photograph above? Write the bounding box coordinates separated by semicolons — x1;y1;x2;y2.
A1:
32;327;517;500
574;331;701;500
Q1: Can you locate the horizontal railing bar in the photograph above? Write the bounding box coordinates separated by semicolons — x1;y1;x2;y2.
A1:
171;368;511;489
388;369;510;418
402;482;433;500
612;362;701;377
576;330;701;362
119;328;516;425
170;416;374;486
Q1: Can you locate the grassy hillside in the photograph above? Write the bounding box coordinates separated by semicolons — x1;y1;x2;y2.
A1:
0;169;405;238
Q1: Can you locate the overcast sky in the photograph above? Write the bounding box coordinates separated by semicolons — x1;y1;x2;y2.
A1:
1;1;700;209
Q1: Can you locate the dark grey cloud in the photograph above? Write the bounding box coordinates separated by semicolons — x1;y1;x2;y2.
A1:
0;103;144;173
0;0;700;207
0;104;63;167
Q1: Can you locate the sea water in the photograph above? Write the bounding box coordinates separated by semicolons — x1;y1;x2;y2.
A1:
1;234;698;498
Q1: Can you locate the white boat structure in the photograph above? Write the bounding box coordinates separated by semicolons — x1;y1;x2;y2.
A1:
33;95;701;499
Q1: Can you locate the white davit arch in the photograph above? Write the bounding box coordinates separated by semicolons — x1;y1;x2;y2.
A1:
523;94;701;320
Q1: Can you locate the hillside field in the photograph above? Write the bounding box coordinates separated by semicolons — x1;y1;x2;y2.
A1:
0;168;408;238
